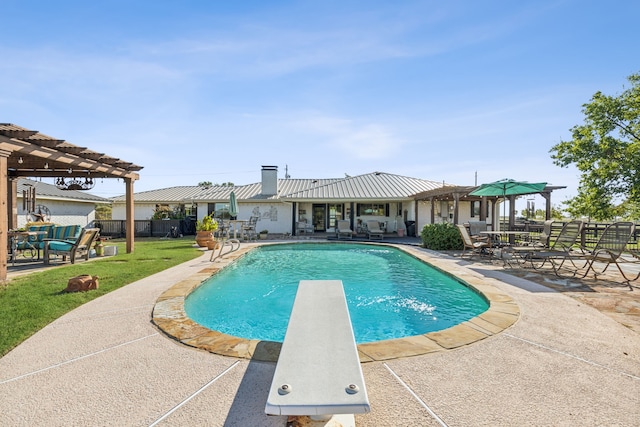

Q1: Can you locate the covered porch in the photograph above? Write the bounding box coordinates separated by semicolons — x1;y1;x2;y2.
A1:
413;184;566;231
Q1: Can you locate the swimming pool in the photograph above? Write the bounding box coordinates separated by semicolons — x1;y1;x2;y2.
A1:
185;243;489;343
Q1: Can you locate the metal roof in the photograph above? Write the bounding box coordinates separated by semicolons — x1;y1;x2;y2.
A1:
112;172;447;203
281;172;445;200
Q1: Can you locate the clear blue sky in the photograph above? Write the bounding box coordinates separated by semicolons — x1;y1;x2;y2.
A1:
2;1;638;213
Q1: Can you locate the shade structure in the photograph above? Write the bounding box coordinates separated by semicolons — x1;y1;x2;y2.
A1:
229;191;238;219
469;179;547;228
469;179;547;198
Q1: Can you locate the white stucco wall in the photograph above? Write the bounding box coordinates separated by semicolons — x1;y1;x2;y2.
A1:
112;202;158;220
18;199;97;228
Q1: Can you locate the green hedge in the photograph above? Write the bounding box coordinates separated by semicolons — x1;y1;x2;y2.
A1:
420;223;463;250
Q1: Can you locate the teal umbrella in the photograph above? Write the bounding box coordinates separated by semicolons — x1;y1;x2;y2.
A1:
229;191;238;219
469;179;546;227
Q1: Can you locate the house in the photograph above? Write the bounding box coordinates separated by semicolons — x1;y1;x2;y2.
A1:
112;166;447;236
16;178;111;228
111;166;564;236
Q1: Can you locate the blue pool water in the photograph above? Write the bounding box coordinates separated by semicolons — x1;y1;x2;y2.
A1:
185;243;489;343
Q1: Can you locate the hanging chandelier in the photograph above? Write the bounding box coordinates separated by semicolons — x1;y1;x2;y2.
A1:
55;176;96;191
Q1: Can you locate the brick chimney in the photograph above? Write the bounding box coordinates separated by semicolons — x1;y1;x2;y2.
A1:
261;165;278;196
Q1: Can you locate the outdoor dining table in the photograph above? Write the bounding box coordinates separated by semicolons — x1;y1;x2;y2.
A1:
480;230;530;265
226;220;247;239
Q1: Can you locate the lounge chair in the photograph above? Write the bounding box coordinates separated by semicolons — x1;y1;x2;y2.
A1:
366;220;384;240
513;220;583;269
556;221;636;281
336;220;353;240
43;228;100;265
296;219;314;234
456;224;490;259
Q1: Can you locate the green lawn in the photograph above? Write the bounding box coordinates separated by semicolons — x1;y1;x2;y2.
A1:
0;237;202;357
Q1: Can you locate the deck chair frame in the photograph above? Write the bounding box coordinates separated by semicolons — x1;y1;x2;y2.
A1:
557;221;636;281
456;224;490;259
43;228;100;265
365;220;384;240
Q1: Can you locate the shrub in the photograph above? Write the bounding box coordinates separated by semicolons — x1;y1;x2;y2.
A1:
421;223;463;250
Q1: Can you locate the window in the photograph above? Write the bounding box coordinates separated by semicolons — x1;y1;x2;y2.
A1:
471;201;480;218
213;202;231;219
357;203;389;216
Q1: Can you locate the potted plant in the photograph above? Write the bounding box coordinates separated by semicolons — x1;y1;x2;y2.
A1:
195;214;218;247
94;240;104;257
258;229;269;240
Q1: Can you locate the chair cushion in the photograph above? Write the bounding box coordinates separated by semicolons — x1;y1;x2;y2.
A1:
48;241;74;252
51;225;81;240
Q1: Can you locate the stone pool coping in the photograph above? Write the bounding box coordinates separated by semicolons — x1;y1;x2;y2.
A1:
151;242;520;362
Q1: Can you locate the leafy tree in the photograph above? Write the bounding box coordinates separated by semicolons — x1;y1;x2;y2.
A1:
550;72;640;220
198;181;213;187
95;204;112;220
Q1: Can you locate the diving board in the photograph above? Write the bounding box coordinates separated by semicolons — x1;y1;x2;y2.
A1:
265;280;370;424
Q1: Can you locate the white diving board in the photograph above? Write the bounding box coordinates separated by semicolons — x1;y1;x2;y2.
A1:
265;280;370;423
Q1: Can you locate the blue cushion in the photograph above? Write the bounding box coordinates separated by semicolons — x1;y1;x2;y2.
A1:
51;225;81;240
48;241;73;252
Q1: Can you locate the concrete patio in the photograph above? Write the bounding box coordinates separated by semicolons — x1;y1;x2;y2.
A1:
1;243;639;426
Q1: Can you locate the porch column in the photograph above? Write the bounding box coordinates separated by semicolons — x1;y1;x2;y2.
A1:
453;193;460;225
8;178;17;230
125;177;135;253
292;202;297;236
430;197;435;224
479;197;487;222
541;191;552;220
0;150;9;282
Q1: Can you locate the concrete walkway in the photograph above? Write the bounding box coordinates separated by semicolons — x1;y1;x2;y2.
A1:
1;247;639;426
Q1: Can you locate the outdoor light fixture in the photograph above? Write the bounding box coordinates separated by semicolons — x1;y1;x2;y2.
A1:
55;176;95;191
44;162;49;169
18;156;23;164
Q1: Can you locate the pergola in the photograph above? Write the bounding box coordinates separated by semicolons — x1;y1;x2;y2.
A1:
0;123;142;282
413;184;566;228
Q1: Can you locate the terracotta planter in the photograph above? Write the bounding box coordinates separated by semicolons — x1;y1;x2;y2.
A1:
195;230;214;247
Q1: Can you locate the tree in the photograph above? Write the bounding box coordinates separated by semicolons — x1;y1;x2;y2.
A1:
550;72;640;220
198;181;212;187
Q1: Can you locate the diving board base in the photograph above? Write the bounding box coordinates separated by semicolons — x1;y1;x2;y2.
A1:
287;414;355;427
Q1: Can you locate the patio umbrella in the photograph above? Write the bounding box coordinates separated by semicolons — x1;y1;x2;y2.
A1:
229;191;238;219
469;179;546;227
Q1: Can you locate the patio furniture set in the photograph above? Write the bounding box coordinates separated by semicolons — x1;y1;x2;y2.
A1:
8;224;101;266
336;220;386;240
457;219;640;285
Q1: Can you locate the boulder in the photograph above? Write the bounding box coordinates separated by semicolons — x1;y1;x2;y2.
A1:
65;275;99;292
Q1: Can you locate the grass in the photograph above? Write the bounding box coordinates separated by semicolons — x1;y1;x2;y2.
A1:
0;237;202;357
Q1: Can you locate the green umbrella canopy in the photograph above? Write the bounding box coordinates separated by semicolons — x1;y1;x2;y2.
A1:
470;179;547;228
229;191;238;218
469;179;547;197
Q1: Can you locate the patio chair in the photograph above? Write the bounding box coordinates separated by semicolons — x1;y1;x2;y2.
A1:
365;220;384;240
512;220;584;269
468;221;487;240
43;228;100;265
336;220;354;240
296;219;314;234
556;221;637;281
241;216;258;241
456;224;490;259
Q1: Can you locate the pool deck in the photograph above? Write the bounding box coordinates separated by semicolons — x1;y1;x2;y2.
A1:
1;241;639;426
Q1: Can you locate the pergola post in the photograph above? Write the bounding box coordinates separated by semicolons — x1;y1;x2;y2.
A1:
0;150;9;282
125;178;135;253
